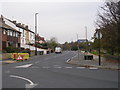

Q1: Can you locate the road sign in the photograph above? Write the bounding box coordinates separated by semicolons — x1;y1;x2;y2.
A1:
11;53;29;60
17;55;23;60
96;32;102;39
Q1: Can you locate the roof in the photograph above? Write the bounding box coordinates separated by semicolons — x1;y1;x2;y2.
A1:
0;22;21;33
0;15;34;34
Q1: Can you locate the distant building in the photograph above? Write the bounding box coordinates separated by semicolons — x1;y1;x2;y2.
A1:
0;15;21;50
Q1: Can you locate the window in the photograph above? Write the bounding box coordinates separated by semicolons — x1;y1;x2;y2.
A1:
22;39;24;43
16;43;18;47
8;41;12;46
16;32;18;37
13;32;16;37
10;31;13;36
3;29;6;35
18;33;20;37
7;30;10;36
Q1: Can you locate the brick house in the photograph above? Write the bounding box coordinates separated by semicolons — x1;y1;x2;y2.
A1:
0;16;21;51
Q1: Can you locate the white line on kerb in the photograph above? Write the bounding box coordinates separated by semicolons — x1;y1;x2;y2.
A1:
10;75;34;85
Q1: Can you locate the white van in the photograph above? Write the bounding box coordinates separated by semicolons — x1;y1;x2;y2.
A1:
55;47;62;54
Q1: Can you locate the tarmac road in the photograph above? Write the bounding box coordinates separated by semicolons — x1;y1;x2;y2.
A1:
2;51;119;89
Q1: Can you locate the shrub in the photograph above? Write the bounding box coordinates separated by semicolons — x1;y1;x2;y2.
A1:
5;46;16;53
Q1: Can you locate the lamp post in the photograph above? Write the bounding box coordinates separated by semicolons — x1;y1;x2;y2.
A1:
35;13;39;55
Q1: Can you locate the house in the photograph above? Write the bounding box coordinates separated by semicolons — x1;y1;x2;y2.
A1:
0;15;49;55
0;15;21;51
12;21;35;50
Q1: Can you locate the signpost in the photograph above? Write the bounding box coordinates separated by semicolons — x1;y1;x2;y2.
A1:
96;31;102;65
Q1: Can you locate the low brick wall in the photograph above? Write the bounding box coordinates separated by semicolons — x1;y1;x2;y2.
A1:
2;53;11;60
30;51;35;57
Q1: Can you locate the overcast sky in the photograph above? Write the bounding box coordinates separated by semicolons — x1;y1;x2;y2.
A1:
1;0;104;44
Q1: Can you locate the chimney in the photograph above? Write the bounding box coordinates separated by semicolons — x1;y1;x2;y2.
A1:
17;23;21;26
25;25;28;29
13;20;17;24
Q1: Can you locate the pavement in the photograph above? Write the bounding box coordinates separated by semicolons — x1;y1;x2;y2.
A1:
66;51;120;71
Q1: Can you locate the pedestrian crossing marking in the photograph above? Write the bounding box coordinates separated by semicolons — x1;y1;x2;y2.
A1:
65;67;72;68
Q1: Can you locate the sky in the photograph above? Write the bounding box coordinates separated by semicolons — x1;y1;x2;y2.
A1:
0;0;105;44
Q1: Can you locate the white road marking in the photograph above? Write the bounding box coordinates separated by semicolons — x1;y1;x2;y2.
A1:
15;64;33;68
65;67;72;69
76;67;85;69
89;67;98;70
10;75;37;88
66;59;71;62
54;67;62;68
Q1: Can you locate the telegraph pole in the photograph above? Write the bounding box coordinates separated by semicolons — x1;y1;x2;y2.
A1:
77;34;79;60
85;26;88;53
35;13;38;55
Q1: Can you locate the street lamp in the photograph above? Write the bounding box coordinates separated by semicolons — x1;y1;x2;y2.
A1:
35;13;39;55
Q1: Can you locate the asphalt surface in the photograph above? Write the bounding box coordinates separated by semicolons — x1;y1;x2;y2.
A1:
2;51;119;89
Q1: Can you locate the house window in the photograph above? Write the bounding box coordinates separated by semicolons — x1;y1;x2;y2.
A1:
18;33;20;37
22;39;24;44
10;31;13;36
8;41;12;47
3;29;6;35
13;32;16;37
16;32;18;37
16;43;18;47
7;30;10;36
